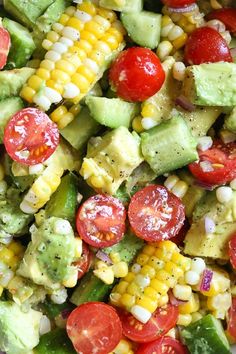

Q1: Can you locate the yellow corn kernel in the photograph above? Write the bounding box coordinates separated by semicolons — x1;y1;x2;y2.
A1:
40;59;55;71
159;240;179;253
171;252;191;271
94;266;114;285
191;312;203;323
78;2;97;16
57;113;74;130
124;272;135;283
0;247;15;266
158;293;169;307
71;73;90;93
32;177;51;201
142;245;156;256
112;338;133;354
80;30;98;45
89;50;105;66
140;265;156;279
177;314;192;326
162;15;173;27
77;65;95;83
120;293;135;308
47;31;60;43
112;262;128;278
101;33;119;50
109;252;120;264
164;261;184;279
42;172;61;193
116;281;129;294
20;86;36;103
126;282;141;296
141;103;158;118
28;75;43;91
201;269;230;297
172;33;188;49
136;253;149;266
85;21;105;39
136;296;158;313
51;70;71;84
179;293;200;314
50;106;68;123
107;27;123;42
46;80;64;95
56;60;76;76
144;287;160;301
67;17;84;31
210;0;222;9
173;284;192;301
97;8;117;23
148;256;165;271
76;39;93;54
132;116;144;133
110;292;121;306
62;53;82;69
8;242;24;256
8;255;20;271
63;271;78;288
156;270;176;288
207;293;232;313
59;13;70;25
36;68;51;81
150;279;169;295
155;249;172;262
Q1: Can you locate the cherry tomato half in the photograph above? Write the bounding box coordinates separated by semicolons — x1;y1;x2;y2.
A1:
0;26;11;69
76;194;126;248
189;140;236;185
4;107;59;165
161;0;196;8
207;8;236;34
118;304;179;343
73;242;91;279
229;234;236;270
136;337;189;354
184;27;232;65
128;185;185;242
67;302;122;354
227;297;236;340
109;47;165;102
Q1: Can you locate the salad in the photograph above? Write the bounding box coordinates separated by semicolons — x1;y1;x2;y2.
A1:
0;0;236;353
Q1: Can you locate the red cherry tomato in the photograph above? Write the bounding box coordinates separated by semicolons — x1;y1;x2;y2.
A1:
207;8;236;34
184;27;232;65
136;337;189;354
4;107;59;165
189;140;236;185
76;194;126;248
109;47;165;102
128;185;185;242
227;297;236;340
67;302;122;354
0;26;11;69
118;304;179;343
74;242;91;279
161;0;196;8
229;234;236;270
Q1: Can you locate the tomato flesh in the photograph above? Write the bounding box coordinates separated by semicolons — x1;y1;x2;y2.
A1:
67;302;122;354
4;107;59;165
184;27;232;65
207;8;236;34
0;26;11;69
227;297;236;340
118;304;178;343
136;337;189;354
161;0;196;8
189;140;236;185
109;47;165;102
128;185;185;242
229;234;236;270
73;242;91;279
76;194;126;248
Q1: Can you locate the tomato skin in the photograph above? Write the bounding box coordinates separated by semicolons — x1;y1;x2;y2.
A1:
73;242;91;279
76;194;126;248
128;185;185;242
227;297;236;340
4;107;59;165
136;337;189;354
0;26;11;69
109;47;165;102
184;27;232;65
189;140;236;185
161;0;196;8
207;8;236;34
67;302;122;354
118;304;179;343
229;234;236;270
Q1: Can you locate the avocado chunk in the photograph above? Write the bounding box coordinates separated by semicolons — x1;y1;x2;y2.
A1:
181;314;231;354
99;0;143;12
35;328;76;354
60;107;100;150
0;301;42;354
0;97;24;143
3;0;54;29
121;11;161;49
0;67;35;100
17;217;76;288
3;18;36;69
80;127;143;195
85;96;139;128
45;173;79;224
184;190;236;260
225;106;236;133
182;63;236;106
141;115;198;175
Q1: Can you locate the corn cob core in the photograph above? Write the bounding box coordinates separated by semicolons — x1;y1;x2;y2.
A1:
20;1;125;124
110;240;191;323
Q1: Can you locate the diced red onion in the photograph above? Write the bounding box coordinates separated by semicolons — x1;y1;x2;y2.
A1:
168;3;197;13
175;95;196;112
96;250;113;265
194;180;216;191
205;216;216;234
168;290;187;306
200;269;213;292
61;308;72;319
230;48;236;58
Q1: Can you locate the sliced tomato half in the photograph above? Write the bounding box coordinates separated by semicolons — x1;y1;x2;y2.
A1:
4;107;59;165
128;185;185;242
207;8;236;34
229;233;236;270
227;297;236;340
136;337;189;354
0;26;11;69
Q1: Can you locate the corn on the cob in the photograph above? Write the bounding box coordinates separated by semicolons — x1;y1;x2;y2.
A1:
20;2;125;120
159;15;188;53
110;241;191;323
164;174;189;199
93;254;128;285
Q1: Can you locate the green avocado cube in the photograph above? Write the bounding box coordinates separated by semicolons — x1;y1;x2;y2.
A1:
225;106;236;133
99;0;143;12
35;328;76;354
182;63;236;106
0;97;24;143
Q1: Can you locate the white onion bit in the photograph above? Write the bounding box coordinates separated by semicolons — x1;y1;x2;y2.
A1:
204;216;216;234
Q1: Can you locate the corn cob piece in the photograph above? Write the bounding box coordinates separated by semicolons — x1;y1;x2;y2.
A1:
110;240;191;323
20;2;125;118
164;174;189;199
0;240;25;296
